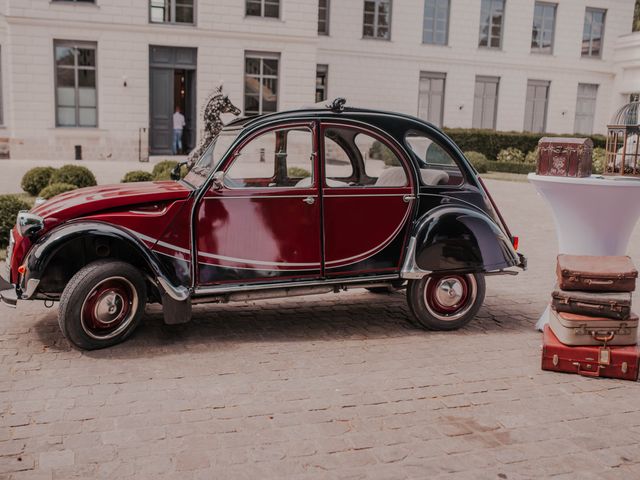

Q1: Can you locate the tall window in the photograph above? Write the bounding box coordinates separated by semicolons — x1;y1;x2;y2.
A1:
318;0;330;35
246;0;280;18
54;41;97;128
582;8;606;57
574;83;598;134
531;2;556;53
473;76;499;129
150;0;195;24
316;65;328;103
363;0;392;40
423;0;449;45
524;79;550;133
244;52;279;116
478;0;505;48
418;72;446;128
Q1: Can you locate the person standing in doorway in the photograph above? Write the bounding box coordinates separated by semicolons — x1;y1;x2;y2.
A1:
172;106;186;155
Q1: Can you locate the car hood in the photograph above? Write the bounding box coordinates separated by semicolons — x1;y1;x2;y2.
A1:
32;181;192;222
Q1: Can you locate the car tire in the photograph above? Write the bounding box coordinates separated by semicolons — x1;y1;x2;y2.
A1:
407;273;485;331
58;260;147;350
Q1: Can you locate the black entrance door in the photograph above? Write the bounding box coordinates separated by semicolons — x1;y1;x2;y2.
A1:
149;46;197;155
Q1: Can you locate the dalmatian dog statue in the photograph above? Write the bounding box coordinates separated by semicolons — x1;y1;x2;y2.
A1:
613;134;639;173
187;85;241;168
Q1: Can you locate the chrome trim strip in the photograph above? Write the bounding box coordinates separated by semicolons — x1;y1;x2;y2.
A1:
157;277;190;302
208;194;318;200
323;193;408;198
197;250;320;268
193;274;401;296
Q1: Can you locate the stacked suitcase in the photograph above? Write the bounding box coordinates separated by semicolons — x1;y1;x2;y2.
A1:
542;255;640;381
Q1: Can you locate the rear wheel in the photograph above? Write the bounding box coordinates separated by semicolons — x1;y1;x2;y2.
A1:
407;273;485;331
58;260;147;350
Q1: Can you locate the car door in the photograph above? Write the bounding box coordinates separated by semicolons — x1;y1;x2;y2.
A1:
321;122;416;277
196;122;322;285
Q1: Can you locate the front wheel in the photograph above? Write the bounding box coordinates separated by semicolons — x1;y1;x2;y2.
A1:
58;260;147;350
407;273;485;331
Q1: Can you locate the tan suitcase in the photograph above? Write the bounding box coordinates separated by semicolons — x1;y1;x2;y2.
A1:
549;309;638;346
556;255;638;292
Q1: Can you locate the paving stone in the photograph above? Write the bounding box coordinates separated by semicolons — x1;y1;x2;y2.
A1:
1;179;640;478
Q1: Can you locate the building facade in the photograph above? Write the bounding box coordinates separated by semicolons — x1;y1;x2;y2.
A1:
0;0;637;161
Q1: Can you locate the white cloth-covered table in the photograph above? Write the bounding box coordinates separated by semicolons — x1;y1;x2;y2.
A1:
528;174;640;329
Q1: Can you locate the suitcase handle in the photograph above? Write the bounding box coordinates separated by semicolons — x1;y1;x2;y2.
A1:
575;302;604;311
584;279;614;286
572;362;602;377
590;331;615;343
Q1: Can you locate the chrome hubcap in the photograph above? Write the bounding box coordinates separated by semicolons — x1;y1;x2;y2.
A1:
434;278;465;308
94;291;125;324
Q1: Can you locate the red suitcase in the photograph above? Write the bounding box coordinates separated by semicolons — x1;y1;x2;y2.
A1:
536;137;593;177
542;326;640;381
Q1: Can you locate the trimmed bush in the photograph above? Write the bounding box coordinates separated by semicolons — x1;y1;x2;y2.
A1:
287;167;311;178
152;160;178;177
486;161;536;174
50;164;96;189
21;167;56;196
592;147;606;174
464;151;489;173
122;170;154;183
443;128;606;160
0;195;31;249
39;183;78;200
497;148;525;163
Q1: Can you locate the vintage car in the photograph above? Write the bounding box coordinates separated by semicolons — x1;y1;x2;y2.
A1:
1;100;526;349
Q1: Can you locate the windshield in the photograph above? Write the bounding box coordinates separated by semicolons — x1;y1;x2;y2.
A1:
183;129;240;187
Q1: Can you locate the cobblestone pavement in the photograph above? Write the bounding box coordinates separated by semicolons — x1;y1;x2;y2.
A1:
2;179;640;479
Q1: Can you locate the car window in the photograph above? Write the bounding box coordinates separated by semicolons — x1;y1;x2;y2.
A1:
224;127;314;188
184;129;239;188
405;131;463;186
323;127;407;188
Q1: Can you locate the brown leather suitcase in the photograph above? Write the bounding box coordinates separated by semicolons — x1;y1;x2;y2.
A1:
556;255;638;292
549;309;638;346
542;325;640;381
551;286;632;320
536;137;593;177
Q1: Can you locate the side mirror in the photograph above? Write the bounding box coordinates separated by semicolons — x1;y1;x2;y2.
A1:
212;171;226;190
170;161;188;180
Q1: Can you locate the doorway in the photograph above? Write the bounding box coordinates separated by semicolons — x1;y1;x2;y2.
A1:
149;46;197;155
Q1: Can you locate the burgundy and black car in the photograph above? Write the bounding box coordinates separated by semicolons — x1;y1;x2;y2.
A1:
1;100;526;349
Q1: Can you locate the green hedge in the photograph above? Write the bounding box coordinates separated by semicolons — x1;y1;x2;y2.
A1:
122;170;154;183
0;195;31;249
50;165;97;189
39;183;78;200
443;128;606;159
485;160;537;174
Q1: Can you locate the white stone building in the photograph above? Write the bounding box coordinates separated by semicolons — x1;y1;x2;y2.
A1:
0;0;637;161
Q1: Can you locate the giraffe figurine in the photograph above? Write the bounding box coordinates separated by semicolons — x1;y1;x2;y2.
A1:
187;85;241;168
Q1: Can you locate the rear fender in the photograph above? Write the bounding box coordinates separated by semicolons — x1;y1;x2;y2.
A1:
401;205;521;279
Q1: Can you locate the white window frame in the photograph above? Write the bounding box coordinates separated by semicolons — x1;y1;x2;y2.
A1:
478;0;505;49
149;0;196;25
473;76;500;130
244;51;280;116
363;0;392;40
531;1;557;54
54;40;98;128
246;0;280;18
422;0;450;46
574;83;598;135
318;0;330;35
417;71;446;128
524;79;550;133
582;7;606;58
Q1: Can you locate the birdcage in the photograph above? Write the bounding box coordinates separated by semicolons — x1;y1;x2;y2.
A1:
604;102;640;176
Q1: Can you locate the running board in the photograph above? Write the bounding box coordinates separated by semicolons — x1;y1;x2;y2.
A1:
192;274;400;298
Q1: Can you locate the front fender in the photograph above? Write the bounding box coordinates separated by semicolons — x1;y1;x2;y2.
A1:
20;221;188;301
402;205;522;278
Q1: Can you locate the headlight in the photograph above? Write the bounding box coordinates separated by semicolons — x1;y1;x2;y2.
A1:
17;211;44;237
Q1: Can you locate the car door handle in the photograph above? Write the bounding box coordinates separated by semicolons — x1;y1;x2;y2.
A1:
403;195;416;203
303;196;315;205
